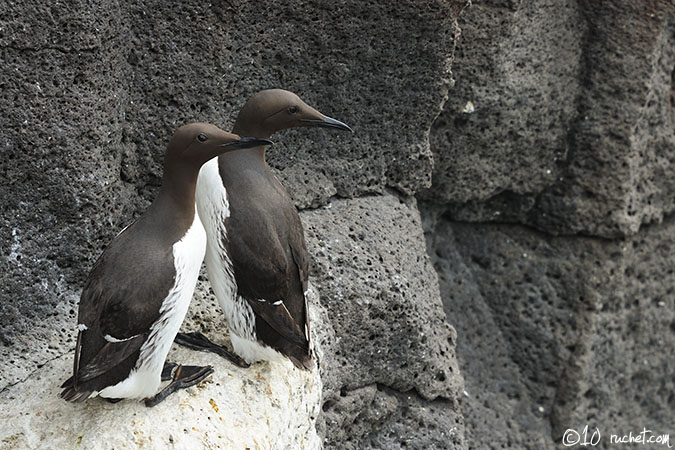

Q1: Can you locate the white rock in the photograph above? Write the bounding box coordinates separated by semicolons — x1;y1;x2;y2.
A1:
0;343;322;449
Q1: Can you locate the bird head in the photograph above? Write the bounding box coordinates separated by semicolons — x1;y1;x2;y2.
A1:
232;89;353;138
165;122;273;168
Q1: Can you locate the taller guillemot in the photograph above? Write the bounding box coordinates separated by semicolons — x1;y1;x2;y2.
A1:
176;89;352;370
60;123;272;406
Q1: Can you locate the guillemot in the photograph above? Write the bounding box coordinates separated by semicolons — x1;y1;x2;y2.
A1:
176;89;352;370
60;123;272;406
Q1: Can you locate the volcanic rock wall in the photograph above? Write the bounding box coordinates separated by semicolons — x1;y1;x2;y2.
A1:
422;0;674;448
1;0;467;448
2;0;672;449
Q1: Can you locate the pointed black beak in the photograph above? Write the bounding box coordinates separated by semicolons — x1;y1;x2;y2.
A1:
301;116;353;132
221;137;274;149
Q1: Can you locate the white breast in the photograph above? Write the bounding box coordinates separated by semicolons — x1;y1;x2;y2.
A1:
196;160;254;338
98;211;207;399
195;160;294;366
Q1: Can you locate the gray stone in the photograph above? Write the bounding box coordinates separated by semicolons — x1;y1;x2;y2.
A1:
0;0;463;352
302;195;464;449
317;384;398;450
423;0;583;204
424;0;675;238
1;3;468;447
419;3;674;446
364;389;464;450
0;0;466;358
424;210;675;448
276;163;337;210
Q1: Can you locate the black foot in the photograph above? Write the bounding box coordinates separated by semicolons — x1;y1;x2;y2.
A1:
105;397;122;404
145;365;214;407
161;362;179;382
174;332;250;368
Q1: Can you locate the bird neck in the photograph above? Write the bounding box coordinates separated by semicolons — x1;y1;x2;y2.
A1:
228;122;270;169
232;119;273;141
217;147;267;172
154;162;199;227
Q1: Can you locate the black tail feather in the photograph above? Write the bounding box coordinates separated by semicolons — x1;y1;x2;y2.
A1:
289;350;314;371
60;385;93;403
60;375;74;389
60;375;93;403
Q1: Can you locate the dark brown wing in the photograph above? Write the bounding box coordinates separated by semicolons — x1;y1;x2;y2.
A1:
288;211;310;343
69;221;176;386
227;194;309;349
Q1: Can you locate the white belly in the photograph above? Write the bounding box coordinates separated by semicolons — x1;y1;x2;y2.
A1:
196;160;252;335
99;211;207;399
230;332;287;364
196;160;282;364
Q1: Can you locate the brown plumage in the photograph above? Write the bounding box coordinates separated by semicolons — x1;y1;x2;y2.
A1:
61;124;272;403
186;89;352;370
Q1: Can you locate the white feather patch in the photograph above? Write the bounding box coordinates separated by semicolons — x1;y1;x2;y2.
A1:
104;334;137;343
196;160;256;341
114;222;132;238
77;324;88;332
230;332;287;365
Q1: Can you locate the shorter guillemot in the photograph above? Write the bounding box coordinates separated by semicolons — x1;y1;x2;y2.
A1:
176;89;352;370
60;123;272;406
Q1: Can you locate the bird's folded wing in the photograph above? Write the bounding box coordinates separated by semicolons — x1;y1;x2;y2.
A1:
73;236;175;382
229;228;309;348
76;333;147;382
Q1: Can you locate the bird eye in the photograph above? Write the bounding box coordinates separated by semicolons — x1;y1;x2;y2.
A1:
288;106;299;114
197;134;208;142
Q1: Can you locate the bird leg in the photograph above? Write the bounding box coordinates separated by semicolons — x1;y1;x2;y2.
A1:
145;364;214;407
174;332;250;368
161;361;178;381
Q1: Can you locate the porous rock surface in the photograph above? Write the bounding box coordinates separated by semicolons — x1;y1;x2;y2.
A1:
302;195;464;449
422;0;675;448
5;0;670;448
425;215;675;449
0;0;467;448
424;0;675;238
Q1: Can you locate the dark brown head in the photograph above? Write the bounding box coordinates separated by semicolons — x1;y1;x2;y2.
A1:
232;89;353;138
164;122;273;171
154;123;272;227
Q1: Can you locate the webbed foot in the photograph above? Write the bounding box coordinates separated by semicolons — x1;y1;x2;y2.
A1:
145;364;214;407
175;332;250;368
